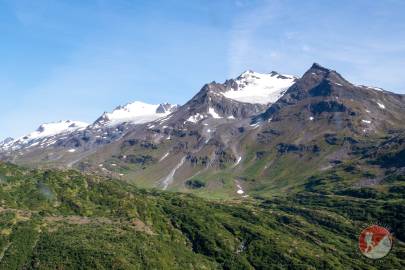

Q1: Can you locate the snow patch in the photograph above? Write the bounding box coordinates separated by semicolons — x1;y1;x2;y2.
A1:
222;71;296;104
236;184;244;195
161;156;186;190
23;120;87;141
250;123;261;129
159;152;170;162
377;102;385;109
186;113;204;123
234;156;242;167
208;107;222;119
362;85;384;91
95;101;176;127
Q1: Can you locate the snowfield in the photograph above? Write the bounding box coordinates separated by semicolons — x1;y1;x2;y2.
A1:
97;101;177;127
2;120;88;150
222;70;297;104
25;120;88;141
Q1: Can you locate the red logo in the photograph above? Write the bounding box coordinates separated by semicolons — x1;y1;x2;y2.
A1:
358;225;393;259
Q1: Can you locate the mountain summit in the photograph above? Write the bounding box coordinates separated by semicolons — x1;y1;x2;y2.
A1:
222;70;297;104
93;101;179;127
1;120;88;151
150;70;297;130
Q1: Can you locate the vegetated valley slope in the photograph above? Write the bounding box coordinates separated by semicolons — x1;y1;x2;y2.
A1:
0;162;404;269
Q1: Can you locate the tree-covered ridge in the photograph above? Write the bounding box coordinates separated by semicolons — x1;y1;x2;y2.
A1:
0;162;404;269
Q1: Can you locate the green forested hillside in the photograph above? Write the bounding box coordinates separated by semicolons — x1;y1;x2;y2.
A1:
0;162;404;269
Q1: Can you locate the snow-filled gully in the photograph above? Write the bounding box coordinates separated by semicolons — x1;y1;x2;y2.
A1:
161;156;186;190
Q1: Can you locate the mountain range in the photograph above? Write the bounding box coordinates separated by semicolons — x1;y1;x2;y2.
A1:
1;63;404;199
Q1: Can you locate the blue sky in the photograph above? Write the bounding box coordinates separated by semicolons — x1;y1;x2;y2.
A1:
1;0;405;139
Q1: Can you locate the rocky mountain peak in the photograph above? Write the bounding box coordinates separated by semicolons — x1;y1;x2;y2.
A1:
0;137;14;149
254;63;405;132
0;137;13;143
0;120;89;152
239;70;254;77
298;63;350;93
277;63;353;102
309;62;330;72
156;103;179;114
168;69;298;125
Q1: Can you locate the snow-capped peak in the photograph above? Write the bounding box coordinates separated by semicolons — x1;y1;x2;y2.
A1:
0;137;14;148
0;137;13;145
1;120;88;151
222;70;297;104
24;120;88;140
156;103;179;114
94;101;178;127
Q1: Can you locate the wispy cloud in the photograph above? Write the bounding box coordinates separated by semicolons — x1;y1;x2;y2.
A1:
228;0;281;76
227;0;405;92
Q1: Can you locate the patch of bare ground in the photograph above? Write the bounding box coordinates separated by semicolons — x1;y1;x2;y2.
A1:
131;219;155;235
43;215;155;235
0;207;32;220
354;177;383;187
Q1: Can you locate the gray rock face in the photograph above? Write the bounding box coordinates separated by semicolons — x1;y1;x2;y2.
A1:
156;103;179;114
